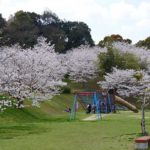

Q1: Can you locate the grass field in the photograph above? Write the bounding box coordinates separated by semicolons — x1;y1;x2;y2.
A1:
0;94;149;150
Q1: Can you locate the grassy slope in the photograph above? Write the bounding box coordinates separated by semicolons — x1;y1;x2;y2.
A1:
0;94;74;123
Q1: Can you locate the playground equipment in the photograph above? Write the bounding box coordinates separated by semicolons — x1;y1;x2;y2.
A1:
115;95;138;113
70;90;138;120
70;91;115;120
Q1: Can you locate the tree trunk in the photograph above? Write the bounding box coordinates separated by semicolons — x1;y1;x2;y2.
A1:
17;98;24;108
141;93;148;135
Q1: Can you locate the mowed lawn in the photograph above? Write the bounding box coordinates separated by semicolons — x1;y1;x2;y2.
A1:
0;109;149;150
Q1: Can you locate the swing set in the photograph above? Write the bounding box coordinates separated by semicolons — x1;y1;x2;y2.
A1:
70;90;115;120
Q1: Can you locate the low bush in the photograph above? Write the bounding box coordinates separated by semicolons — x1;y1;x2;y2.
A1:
61;86;71;94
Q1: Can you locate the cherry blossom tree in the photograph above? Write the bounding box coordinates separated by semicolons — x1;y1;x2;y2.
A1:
98;68;150;96
0;37;67;108
63;45;106;82
98;67;150;135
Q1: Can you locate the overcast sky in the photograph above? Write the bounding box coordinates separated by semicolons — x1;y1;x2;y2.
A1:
0;0;150;44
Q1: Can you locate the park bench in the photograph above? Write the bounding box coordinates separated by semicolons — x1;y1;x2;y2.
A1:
135;136;150;149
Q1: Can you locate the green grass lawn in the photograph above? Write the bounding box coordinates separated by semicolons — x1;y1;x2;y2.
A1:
0;93;149;150
0;109;149;150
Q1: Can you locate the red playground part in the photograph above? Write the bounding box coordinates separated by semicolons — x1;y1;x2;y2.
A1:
135;136;150;143
77;92;94;96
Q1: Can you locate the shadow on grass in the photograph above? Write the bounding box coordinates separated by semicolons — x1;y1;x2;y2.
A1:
0;124;47;140
103;132;139;142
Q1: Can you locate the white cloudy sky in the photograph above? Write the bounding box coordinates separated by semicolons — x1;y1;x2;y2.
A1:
0;0;150;44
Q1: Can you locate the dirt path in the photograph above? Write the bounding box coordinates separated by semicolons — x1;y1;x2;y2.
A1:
82;114;107;121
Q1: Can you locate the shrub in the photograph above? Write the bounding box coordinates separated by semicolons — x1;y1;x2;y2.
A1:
61;86;71;94
98;47;146;74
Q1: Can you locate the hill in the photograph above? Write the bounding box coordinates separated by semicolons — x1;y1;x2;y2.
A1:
0;94;74;123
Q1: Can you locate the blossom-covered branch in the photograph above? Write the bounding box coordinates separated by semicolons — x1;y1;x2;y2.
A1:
98;67;150;97
63;45;106;82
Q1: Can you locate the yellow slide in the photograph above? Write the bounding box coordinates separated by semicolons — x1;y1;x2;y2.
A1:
114;95;138;113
